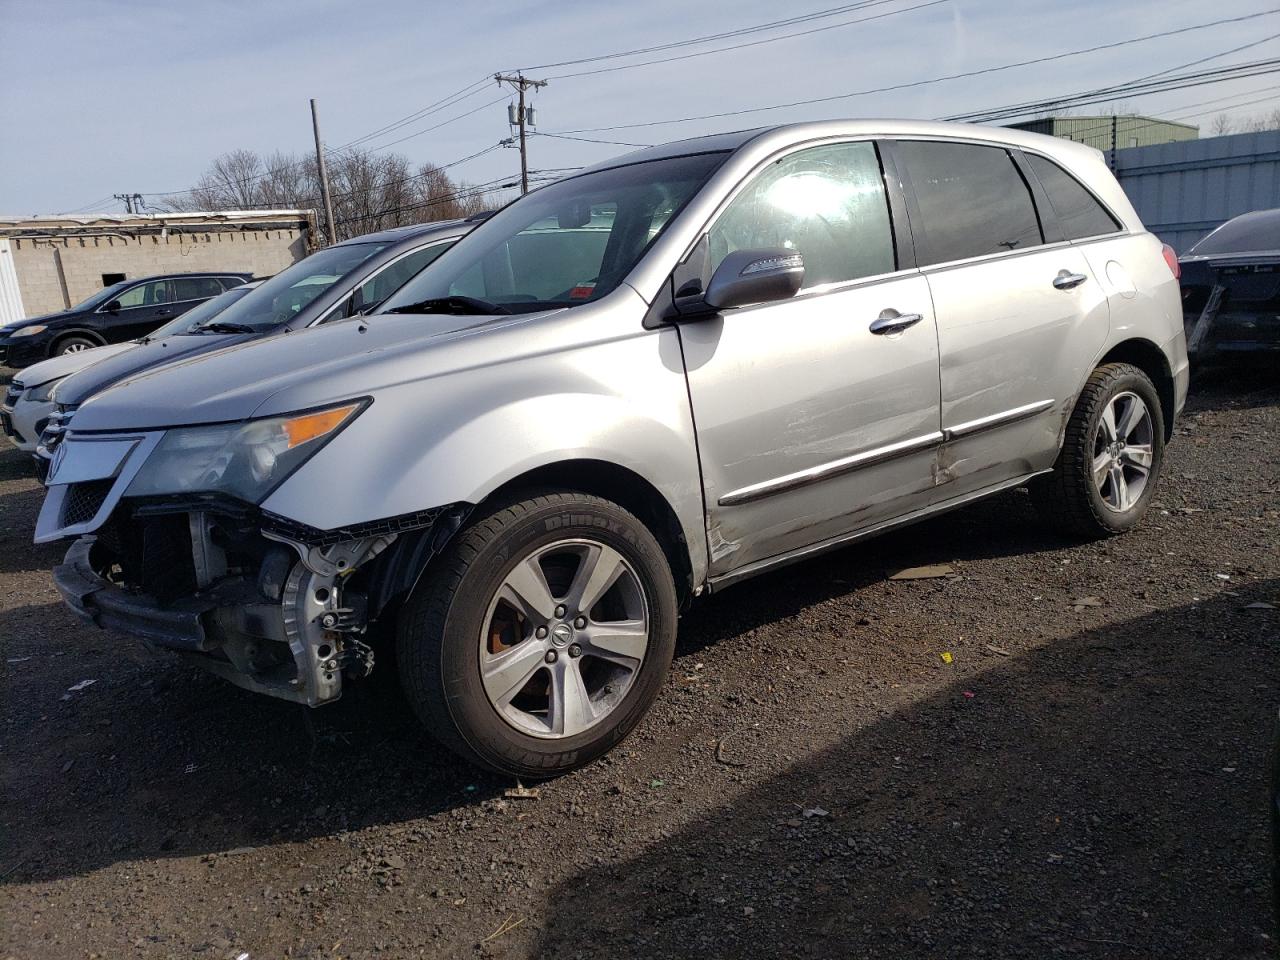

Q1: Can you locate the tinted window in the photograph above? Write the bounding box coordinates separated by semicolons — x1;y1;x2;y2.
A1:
897;141;1043;265
116;279;172;308
379;152;725;314
174;277;226;301
708;141;895;288
203;241;392;332
1026;155;1120;240
358;241;455;309
1188;209;1280;255
218;277;247;291
149;285;256;337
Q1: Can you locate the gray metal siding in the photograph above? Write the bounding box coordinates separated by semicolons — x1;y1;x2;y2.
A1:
1114;130;1280;252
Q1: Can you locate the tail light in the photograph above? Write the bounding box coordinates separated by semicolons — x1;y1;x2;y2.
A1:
1161;243;1181;280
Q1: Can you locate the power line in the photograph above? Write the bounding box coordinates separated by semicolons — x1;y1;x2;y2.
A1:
514;0;916;72
544;10;1280;135
543;0;947;81
948;58;1280;122
533;131;654;148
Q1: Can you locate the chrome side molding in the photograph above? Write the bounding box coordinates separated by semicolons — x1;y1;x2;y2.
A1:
718;431;944;506
716;398;1056;508
944;398;1056;441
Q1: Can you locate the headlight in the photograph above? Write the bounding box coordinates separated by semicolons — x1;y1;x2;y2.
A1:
27;378;64;403
125;401;366;503
8;325;47;338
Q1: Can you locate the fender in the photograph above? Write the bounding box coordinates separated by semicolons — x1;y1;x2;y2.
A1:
259;324;709;586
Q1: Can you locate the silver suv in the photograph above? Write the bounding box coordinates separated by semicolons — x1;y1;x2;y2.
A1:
36;120;1187;777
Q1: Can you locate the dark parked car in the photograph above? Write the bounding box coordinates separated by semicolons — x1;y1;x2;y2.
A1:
0;272;251;367
35;217;478;470
1179;208;1280;360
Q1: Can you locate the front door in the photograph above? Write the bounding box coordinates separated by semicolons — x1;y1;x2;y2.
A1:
891;139;1110;499
101;278;178;341
677;139;942;579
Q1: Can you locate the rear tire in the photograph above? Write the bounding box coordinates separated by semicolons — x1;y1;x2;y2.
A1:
396;491;678;778
1033;362;1165;538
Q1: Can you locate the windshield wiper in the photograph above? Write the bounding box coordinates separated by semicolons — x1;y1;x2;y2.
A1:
384;296;511;316
197;321;258;334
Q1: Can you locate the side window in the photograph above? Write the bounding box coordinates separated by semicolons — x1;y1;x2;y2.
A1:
707;141;895;289
358;242;455;309
896;141;1043;265
115;280;169;308
218;277;247;291
174;277;226;301
1025;154;1121;241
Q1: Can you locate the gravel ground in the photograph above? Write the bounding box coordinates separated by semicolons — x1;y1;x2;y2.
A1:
1;366;1277;960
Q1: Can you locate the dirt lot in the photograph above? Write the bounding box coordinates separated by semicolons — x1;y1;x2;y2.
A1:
1;366;1277;960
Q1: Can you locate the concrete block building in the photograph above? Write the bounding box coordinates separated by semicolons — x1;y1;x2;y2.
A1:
0;210;315;323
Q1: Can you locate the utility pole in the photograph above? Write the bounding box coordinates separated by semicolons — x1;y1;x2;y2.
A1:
495;73;547;194
310;98;338;246
1108;114;1118;172
113;193;143;214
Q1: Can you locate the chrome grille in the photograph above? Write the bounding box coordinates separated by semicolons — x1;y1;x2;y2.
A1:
40;406;75;457
61;479;114;527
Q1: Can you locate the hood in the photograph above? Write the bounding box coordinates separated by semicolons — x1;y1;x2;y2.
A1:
12;341;136;388
71;309;562;431
55;332;244;407
1;309;77;333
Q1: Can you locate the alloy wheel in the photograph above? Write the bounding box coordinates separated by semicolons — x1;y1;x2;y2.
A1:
1092;391;1154;512
478;538;649;739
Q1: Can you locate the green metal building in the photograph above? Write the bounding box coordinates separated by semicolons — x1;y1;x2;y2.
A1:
1007;115;1199;151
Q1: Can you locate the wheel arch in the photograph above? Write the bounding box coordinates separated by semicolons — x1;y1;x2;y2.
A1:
1097;337;1176;442
49;328;107;354
484;459;698;605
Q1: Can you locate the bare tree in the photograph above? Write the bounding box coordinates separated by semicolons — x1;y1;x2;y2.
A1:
1210;113;1234;136
163;145;496;242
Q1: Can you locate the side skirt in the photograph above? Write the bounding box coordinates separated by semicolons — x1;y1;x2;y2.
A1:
704;469;1051;593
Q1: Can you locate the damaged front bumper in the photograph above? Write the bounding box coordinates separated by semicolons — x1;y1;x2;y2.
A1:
38;426;471;706
53;522;399;706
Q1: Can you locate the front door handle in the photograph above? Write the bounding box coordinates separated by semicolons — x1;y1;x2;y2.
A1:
1053;270;1088;290
869;310;923;335
156;308;173;317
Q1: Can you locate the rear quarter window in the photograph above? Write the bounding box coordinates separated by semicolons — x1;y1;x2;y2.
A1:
1025;154;1121;241
896;141;1043;266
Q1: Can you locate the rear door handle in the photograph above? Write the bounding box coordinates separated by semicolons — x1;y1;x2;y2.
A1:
1053;271;1088;290
869;310;923;335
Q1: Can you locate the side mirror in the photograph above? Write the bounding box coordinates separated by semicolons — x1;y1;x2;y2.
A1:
703;248;804;312
104;300;121;313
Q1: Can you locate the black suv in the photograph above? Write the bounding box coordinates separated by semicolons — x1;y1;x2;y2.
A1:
0;272;251;367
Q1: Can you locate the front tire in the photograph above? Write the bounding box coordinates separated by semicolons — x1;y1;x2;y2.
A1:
54;335;98;356
397;492;678;778
1033;362;1165;538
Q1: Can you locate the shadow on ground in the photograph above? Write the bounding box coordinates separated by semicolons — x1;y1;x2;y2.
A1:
535;584;1280;959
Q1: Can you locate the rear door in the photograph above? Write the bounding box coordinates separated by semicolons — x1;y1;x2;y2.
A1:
891;138;1109;499
678;139;942;579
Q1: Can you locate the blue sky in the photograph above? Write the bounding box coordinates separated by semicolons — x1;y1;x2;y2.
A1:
1;0;1277;214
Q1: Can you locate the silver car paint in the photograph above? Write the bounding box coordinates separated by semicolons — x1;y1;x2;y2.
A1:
2;343;135;452
38;119;1184;598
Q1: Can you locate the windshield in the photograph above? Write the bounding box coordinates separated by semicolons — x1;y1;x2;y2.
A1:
203;241;393;332
147;284;256;338
379;152;726;315
1189;209;1280;255
69;281;131;312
